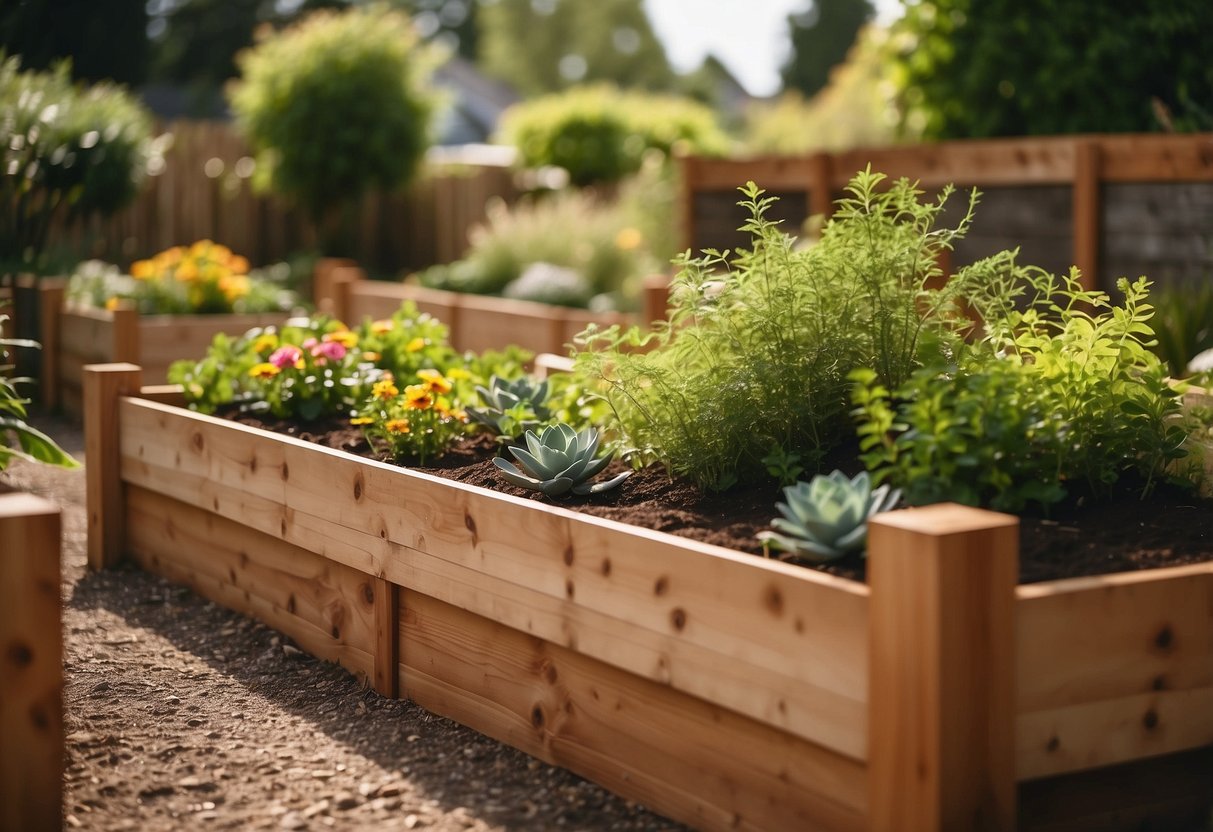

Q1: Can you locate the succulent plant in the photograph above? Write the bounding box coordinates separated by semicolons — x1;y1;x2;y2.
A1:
757;470;900;563
467;375;552;439
493;423;630;497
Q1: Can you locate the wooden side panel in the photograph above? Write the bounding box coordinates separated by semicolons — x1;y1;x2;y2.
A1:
60;308;116;364
116;398;871;759
1015;564;1213;779
125;486;377;683
400;591;867;832
457;295;566;355
348;283;461;337
0;495;62;832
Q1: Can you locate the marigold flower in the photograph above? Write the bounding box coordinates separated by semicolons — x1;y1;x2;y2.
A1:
252;333;279;354
405;337;426;352
268;345;303;369
385;418;410;434
371;319;393;335
416;368;452;394
324;330;358;349
404;384;434;409
372;379;399;400
175;261;199;282
228;254;250;274
615;227;643;251
130;259;155;279
249;362;280;379
105;296;121;311
349;416;374;426
361;351;381;362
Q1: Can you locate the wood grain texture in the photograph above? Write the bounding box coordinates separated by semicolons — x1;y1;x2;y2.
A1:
867;504;1019;831
84;363;142;570
125;486;377;683
116;397;871;759
400;590;867;832
0;494;62;832
1072;141;1101;292
1015;562;1213;779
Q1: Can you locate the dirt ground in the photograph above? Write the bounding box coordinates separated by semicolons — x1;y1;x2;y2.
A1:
4;416;684;832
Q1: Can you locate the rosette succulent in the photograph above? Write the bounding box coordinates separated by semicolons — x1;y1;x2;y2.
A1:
467;375;552;439
758;470;900;563
493;423;630;497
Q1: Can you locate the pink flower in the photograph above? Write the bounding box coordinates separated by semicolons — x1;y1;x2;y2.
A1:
268;345;302;369
310;340;347;361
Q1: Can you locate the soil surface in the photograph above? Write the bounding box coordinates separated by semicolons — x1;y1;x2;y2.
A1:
5;415;686;832
233;409;1213;586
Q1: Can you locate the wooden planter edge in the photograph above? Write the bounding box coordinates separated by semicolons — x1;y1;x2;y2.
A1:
84;364;1213;831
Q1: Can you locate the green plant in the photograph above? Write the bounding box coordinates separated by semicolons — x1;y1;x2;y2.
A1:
493;423;630;497
229;6;438;251
575;170;1011;490
1;54;153;271
67;241;299;315
466;375;553;440
353;369;470;464
758;470;899;563
1148;282;1213;377
1;313;77;470
761;445;804;487
498;84;728;186
854;274;1190;510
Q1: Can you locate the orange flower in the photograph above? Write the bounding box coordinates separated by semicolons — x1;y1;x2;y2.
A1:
385;418;410;434
249;362;280;379
416;368;451;394
372;379;399;400
403;384;434;410
130;259;155;279
324;329;358;349
370;319;393;335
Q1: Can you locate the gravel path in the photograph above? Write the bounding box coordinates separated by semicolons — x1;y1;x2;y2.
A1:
4;415;684;832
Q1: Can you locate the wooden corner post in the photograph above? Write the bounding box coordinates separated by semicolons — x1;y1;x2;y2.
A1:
372;577;399;698
84;363;143;571
867;504;1019;831
110;303;140;364
0;494;63;832
38;280;65;411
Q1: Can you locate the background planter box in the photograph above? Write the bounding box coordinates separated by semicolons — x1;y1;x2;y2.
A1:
39;281;289;418
314;263;670;357
85;364;1213;830
0;493;63;832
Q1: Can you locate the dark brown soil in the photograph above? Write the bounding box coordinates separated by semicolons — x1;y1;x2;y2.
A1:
223;409;1213;586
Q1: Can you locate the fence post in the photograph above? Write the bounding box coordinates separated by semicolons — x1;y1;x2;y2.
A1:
84;363;143;571
373;577;399;698
111;303;140;365
867;503;1019;831
0;493;62;832
808;151;834;227
1072;140;1102;293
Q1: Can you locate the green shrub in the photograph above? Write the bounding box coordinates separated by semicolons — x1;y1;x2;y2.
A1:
575;171;1010;490
417;188;661;310
229;7;439;248
498;84;729;186
0;54;152;270
853;274;1188;510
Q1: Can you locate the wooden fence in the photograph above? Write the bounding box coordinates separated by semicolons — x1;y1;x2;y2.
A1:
681;133;1213;293
51;121;521;274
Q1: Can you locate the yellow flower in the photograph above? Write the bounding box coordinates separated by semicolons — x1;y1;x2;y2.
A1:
404;384;434;409
252;333;279;354
435;400;468;422
615;227;643;251
105;297;121;311
130;259;156;279
324;330;358;349
176;261;199;282
446;367;471;381
249;362;280;379
416;368;452;394
220;274;250;300
372;379;399;400
228;254;250;274
405;337;426;352
361;350;381;362
349;416;374;426
371;319;393;335
385;418;410;434
189;239;214;257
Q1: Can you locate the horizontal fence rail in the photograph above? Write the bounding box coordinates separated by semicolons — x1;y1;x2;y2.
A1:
49;121;521;275
681;133;1213;294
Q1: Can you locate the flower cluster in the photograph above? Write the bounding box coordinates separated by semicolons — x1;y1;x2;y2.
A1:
67;241;297;316
353;368;470;464
239;323;372;420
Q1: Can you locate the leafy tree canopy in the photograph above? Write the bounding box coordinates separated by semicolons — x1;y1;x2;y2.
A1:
780;0;874;99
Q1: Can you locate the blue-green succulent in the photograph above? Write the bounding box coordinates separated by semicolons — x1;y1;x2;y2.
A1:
758;470;900;563
493;423;630;497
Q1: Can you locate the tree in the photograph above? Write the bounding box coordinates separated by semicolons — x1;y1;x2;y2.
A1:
478;0;674;96
0;0;148;85
779;0;874;98
894;0;1213;139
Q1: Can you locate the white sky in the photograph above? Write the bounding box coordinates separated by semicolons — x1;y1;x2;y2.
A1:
643;0;903;97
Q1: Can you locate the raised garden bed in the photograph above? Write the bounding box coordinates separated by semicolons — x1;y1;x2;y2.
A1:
0;491;63;832
38;281;289;418
84;363;1213;830
314;264;669;357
